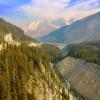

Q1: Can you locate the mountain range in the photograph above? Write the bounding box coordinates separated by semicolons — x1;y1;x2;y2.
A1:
0;10;100;100
0;18;83;100
22;18;70;38
39;12;100;44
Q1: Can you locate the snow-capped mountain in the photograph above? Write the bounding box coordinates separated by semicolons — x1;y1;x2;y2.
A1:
22;19;70;38
39;12;100;44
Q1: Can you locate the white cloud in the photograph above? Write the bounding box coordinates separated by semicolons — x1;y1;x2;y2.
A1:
19;0;65;19
18;0;100;20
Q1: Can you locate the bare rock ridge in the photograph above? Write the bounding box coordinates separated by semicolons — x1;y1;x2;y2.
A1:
56;57;100;100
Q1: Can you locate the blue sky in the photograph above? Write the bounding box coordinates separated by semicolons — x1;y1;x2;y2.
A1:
0;0;100;26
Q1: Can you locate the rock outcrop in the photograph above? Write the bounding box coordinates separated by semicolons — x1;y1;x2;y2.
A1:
56;57;100;100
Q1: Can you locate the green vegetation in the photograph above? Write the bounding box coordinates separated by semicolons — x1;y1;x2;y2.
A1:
0;18;84;100
0;18;37;43
41;44;62;62
0;44;82;100
62;41;100;65
0;44;48;100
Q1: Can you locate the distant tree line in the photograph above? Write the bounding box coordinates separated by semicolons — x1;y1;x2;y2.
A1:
65;44;100;65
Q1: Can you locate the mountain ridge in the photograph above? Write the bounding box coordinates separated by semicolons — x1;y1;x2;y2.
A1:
39;11;100;44
22;18;70;38
0;18;37;43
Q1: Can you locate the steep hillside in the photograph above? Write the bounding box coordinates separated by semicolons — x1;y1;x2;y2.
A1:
39;12;100;43
56;57;100;100
0;18;37;43
41;44;62;62
0;44;82;100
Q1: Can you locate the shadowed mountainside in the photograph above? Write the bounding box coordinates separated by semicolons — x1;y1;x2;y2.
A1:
0;18;37;43
39;12;100;44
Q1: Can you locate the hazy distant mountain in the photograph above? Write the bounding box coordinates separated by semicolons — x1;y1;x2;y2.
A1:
0;18;37;43
39;12;100;44
22;18;69;38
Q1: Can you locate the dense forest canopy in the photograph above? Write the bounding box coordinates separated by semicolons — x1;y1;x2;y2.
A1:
62;41;100;65
0;44;48;100
0;44;83;100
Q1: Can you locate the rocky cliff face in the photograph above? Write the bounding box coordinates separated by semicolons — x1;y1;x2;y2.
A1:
56;57;100;100
25;63;78;100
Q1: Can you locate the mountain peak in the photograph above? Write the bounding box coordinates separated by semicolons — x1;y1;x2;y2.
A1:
39;12;100;44
22;18;68;38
